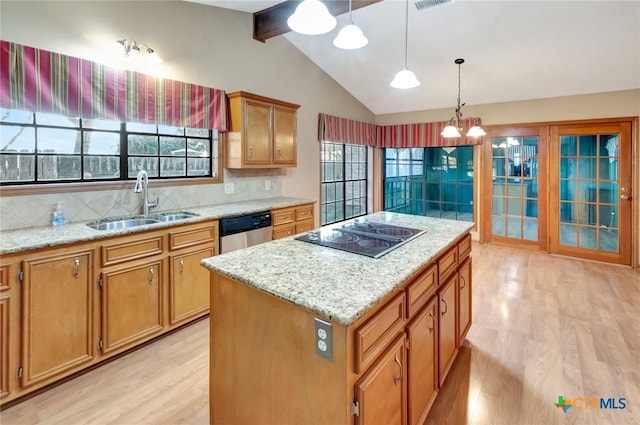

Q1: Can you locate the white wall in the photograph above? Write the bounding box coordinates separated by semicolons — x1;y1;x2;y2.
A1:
0;0;374;229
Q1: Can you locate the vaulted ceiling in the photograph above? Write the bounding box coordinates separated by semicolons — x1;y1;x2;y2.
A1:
187;0;640;115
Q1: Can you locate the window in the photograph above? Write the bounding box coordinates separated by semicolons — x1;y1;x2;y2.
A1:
384;146;474;222
0;108;219;185
321;142;367;225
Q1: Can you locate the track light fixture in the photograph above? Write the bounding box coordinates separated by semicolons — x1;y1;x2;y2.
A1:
118;39;163;65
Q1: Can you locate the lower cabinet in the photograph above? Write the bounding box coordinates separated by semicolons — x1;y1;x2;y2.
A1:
0;265;13;400
438;273;458;386
100;259;164;354
169;246;214;326
271;203;314;240
458;257;472;345
20;249;95;387
406;297;438;425
354;334;407;425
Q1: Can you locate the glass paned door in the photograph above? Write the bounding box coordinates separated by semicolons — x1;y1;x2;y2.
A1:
488;135;542;245
550;123;632;265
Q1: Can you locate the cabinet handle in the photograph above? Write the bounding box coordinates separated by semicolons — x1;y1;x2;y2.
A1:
73;257;80;279
460;275;466;289
441;299;448;316
249;146;253;158
428;311;435;333
393;354;402;386
179;259;184;274
149;267;154;285
277;148;281;158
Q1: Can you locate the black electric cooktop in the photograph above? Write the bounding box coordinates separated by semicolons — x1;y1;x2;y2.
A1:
295;219;426;258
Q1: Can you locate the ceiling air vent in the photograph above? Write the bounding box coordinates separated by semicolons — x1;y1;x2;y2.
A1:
415;0;454;11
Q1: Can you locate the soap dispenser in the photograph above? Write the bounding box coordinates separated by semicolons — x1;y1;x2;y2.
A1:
52;201;65;227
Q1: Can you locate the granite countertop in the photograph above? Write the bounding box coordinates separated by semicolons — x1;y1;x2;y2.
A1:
201;212;474;326
0;197;315;255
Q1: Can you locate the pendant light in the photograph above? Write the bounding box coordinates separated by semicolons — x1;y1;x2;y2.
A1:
390;0;420;89
441;58;486;138
287;0;337;35
333;0;368;49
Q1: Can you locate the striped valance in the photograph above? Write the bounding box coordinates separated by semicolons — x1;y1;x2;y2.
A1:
0;40;227;130
318;113;377;147
378;118;482;148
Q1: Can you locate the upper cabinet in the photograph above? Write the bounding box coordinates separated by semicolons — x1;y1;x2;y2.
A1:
226;91;300;169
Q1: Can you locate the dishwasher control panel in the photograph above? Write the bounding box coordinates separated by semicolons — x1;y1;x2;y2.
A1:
219;211;272;237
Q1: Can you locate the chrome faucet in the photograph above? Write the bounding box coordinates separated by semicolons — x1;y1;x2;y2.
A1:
134;170;159;216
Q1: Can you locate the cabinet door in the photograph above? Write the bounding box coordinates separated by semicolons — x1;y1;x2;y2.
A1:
438;274;458;386
458;257;472;346
21;250;94;387
169;247;213;326
355;334;407;425
0;265;10;399
406;298;438;425
243;100;272;165
101;260;163;354
272;106;296;165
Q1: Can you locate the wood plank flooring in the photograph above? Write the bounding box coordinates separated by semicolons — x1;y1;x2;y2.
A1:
2;244;639;425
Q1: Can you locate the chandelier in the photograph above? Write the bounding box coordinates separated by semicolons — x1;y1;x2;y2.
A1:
441;58;485;138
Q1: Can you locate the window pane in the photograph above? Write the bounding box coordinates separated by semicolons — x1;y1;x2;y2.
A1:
83;131;120;155
1;126;35;152
0;108;34;124
158;125;184;135
83;156;119;179
37;128;81;154
36;113;79;127
128;134;158;155
83;118;120;130
188;158;210;176
160;157;186;177
128;157;159;177
160;137;186;156
186;128;209;137
127;122;156;133
0;154;35;181
187;139;210;157
38;155;81;180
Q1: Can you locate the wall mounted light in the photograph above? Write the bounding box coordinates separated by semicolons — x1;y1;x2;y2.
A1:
441;58;485;138
390;0;420;89
118;39;163;65
287;0;336;35
333;0;368;49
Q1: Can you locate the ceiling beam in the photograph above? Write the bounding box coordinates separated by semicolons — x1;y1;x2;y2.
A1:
253;0;382;43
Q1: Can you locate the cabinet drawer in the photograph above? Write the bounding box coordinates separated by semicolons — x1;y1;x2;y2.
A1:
406;263;437;319
354;293;405;374
272;209;294;226
438;245;458;283
457;233;472;262
169;223;216;251
273;225;295;240
102;236;163;267
295;205;313;221
0;265;9;291
295;219;314;234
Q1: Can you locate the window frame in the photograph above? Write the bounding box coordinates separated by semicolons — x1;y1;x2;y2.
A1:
0;109;223;194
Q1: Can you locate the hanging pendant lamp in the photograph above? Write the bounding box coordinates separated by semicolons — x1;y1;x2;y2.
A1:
441;58;485;138
333;0;368;49
287;0;337;35
390;0;420;89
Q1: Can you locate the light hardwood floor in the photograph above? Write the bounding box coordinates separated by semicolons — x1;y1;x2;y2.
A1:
2;244;639;425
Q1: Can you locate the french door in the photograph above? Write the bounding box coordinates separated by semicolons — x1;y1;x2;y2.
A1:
549;122;632;265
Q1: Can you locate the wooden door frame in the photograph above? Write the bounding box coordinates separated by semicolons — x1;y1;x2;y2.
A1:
482;117;638;268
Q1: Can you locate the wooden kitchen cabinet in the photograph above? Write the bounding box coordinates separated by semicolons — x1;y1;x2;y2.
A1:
438;273;458;386
458;256;472;345
20;248;95;387
100;259;164;354
0;265;12;399
271;203;315;240
354;334;407;425
226;91;300;169
406;297;439;425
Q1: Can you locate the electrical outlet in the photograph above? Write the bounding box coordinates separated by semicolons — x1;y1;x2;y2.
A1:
314;318;333;361
224;183;234;194
265;180;270;191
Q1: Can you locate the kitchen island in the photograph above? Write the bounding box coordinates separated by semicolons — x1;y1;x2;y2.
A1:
201;212;474;425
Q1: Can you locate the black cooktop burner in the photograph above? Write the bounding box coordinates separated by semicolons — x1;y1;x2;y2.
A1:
295;219;426;258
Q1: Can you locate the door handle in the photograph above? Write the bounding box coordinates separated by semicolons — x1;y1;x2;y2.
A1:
621;187;631;201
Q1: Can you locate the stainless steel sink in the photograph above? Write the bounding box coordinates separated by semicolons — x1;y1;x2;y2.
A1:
87;212;199;230
87;218;161;231
153;212;199;222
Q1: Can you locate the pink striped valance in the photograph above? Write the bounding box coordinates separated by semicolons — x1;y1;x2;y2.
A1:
0;40;227;130
318;113;377;147
377;118;482;148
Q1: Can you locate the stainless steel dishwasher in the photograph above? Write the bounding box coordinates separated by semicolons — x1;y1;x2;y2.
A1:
219;211;272;254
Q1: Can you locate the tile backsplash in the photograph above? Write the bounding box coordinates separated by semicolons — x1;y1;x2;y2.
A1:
0;170;281;231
